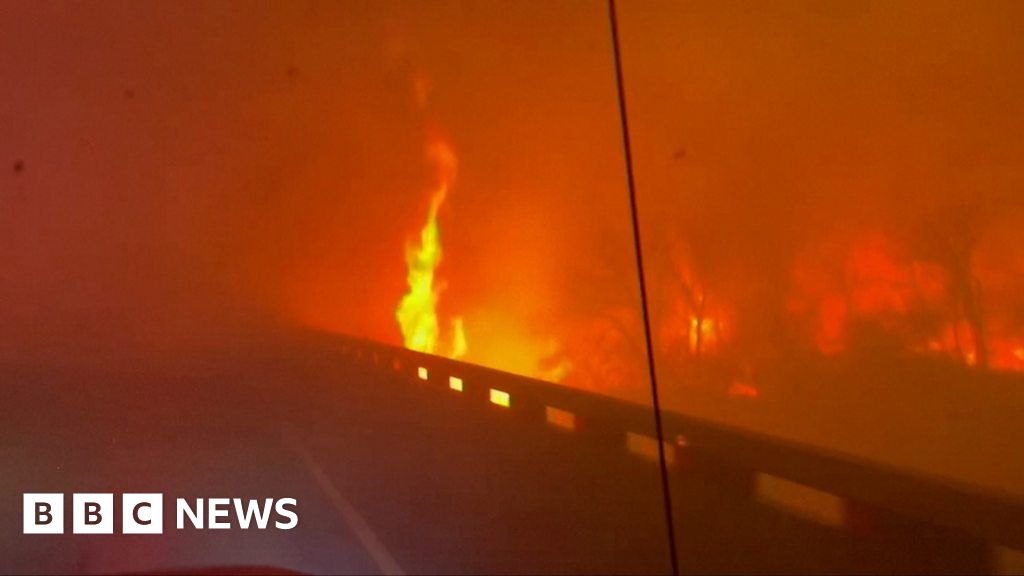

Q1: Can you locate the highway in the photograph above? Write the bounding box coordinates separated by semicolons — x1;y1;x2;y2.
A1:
0;331;671;574
2;329;1020;574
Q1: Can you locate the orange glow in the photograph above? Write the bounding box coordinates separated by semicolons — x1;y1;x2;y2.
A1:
784;230;1024;370
463;322;577;389
689;314;721;355
727;383;759;399
659;250;730;359
542;309;646;401
991;342;1024;372
537;355;573;383
448;376;463;392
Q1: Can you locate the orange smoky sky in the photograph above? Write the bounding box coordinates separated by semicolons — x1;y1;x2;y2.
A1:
0;0;649;401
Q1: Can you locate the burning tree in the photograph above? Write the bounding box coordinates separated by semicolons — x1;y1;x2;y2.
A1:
911;205;991;368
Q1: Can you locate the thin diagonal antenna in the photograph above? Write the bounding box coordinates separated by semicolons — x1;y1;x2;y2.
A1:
607;1;680;573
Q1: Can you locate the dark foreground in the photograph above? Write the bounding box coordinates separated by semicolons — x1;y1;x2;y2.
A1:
0;330;1015;574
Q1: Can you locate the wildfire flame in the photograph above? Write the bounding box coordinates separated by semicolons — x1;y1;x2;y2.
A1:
395;137;466;359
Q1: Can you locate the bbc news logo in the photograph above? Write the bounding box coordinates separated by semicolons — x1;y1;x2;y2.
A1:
24;494;298;534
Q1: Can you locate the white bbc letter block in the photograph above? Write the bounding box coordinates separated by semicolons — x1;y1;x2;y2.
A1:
23;493;63;534
73;493;113;534
122;494;163;534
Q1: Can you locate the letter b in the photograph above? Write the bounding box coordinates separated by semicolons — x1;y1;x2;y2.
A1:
73;494;113;534
37;502;52;525
23;494;63;534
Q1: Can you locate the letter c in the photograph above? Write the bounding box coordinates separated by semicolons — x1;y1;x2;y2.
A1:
133;502;152;525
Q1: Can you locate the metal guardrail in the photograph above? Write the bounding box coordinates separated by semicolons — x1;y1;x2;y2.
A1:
319;332;1024;572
